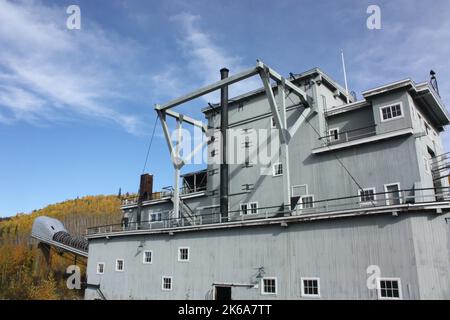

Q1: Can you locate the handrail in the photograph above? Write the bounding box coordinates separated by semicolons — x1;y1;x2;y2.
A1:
319;124;377;140
87;187;450;236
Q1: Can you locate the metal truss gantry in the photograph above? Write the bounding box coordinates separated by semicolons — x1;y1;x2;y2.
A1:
154;60;312;220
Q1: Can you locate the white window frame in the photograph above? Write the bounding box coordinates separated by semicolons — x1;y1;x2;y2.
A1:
240;203;248;215
291;184;308;197
301;277;321;298
150;212;162;222
273;162;283;176
377;277;402;300
178;247;190;262
328;128;340;142
115;259;124;272
261;277;277;295
299;195;314;209
162;276;173;291
384;183;401;206
380;102;404;122
359;188;376;205
96;262;105;275
142;250;153;264
248;202;258;215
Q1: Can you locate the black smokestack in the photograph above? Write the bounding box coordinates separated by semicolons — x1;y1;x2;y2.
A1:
220;68;229;220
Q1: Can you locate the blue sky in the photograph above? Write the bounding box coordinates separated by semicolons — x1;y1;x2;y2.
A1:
1;0;450;217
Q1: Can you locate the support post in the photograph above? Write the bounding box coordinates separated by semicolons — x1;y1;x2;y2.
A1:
278;80;291;213
220;68;229;220
173;118;182;220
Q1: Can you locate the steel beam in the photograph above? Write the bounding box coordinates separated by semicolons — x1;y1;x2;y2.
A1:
256;61;310;108
259;70;288;144
288;108;312;138
172;118;182;220
155;67;260;111
165;109;209;133
278;81;291;211
157;109;178;165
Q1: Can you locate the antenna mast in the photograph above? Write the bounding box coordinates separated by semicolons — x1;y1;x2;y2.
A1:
341;49;350;104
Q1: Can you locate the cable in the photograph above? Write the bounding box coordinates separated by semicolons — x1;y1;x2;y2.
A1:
142;115;159;174
285;92;376;207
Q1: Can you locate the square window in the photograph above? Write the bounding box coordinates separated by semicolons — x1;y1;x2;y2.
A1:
96;262;104;275
377;278;402;300
261;278;277;295
300;196;314;209
162;276;173;291
359;188;376;203
143;250;152;264
273;163;283;176
178;247;189;262
301;278;320;298
150;213;162;222
115;259;124;272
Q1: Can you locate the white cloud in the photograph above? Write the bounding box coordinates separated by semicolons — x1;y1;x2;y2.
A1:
151;12;260;104
0;0;147;134
346;2;450;150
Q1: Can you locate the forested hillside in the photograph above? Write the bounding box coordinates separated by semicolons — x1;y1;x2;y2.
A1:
0;195;123;299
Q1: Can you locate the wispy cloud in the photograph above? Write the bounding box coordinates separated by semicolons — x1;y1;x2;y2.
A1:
0;0;148;134
346;1;450;149
151;12;260;104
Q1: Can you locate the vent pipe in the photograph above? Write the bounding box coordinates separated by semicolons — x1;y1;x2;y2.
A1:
137;173;153;228
220;68;229;220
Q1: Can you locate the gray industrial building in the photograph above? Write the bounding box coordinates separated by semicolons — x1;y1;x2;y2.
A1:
34;61;450;300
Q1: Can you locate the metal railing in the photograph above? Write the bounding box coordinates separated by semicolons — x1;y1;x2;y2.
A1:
87;187;450;236
319;125;377;146
121;185;207;206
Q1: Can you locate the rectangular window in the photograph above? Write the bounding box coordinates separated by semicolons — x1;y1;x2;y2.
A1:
261;277;277;295
115;259;124;272
300;195;314;209
384;183;401;205
359;188;376;204
240;203;248;215
273;163;283;176
249;202;258;215
425;123;430;135
96;262;104;275
150;213;162;222
301;278;320;298
178;247;189;262
143;250;152;264
162;276;173;291
380;103;403;122
328;128;339;142
377;278;402;300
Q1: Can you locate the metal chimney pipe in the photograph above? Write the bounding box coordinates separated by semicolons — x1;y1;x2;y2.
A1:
220;68;229;220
